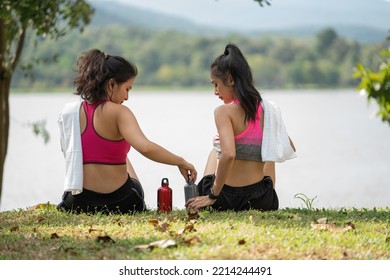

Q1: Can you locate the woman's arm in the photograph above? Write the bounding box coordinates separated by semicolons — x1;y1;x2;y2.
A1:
186;105;235;210
126;158;139;181
118;106;197;182
211;105;235;195
203;149;218;176
263;162;276;187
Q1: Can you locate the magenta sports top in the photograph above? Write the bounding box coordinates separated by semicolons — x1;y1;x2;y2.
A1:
81;100;130;165
213;100;263;162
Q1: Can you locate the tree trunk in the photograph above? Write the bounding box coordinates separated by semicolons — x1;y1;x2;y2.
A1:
0;16;8;206
0;76;10;206
0;17;24;207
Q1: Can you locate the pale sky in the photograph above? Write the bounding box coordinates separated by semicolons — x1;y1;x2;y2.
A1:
99;0;390;31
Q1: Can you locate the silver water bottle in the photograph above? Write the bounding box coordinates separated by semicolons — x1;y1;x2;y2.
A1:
184;175;198;202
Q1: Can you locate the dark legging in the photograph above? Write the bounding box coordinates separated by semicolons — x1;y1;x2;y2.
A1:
197;174;278;211
57;175;146;214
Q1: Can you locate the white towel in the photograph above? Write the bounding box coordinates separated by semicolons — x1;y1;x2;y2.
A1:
58;100;83;194
261;99;297;163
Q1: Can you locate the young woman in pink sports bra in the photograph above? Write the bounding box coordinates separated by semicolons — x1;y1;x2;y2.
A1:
186;44;295;212
58;49;197;214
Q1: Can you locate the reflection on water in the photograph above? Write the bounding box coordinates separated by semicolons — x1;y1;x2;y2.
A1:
2;89;390;211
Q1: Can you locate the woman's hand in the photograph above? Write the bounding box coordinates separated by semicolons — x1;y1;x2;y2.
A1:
185;195;216;211
178;160;197;183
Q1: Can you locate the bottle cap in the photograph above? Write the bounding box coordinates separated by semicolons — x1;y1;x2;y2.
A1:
162;178;169;186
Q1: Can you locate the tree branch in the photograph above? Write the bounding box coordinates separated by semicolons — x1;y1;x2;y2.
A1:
0;18;5;80
10;24;26;72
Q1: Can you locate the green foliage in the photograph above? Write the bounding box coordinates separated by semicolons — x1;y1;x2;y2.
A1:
316;28;338;53
0;0;94;73
355;32;390;125
11;26;371;90
30;120;50;144
0;0;92;35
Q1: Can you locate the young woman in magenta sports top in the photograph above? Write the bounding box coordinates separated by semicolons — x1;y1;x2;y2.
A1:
81;100;130;165
58;49;197;214
186;43;295;212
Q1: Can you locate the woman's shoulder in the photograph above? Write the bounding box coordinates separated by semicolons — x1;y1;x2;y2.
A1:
105;101;130;110
215;102;238;112
214;103;229;115
103;101;134;118
214;103;240;121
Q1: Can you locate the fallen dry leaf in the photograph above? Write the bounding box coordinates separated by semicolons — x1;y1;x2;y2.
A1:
184;236;202;246
37;216;45;223
184;224;195;231
169;230;179;238
238;239;246;245
311;222;355;232
133;244;151;251
187;210;199;221
115;218;123;226
51;233;59;239
167;215;180;222
156;222;170;232
149;239;177;249
96;235;115;243
88;228;99;233
27;203;55;211
316;217;327;224
181;224;196;234
148;219;159;227
345;221;356;229
311;223;332;230
148;219;171;232
288;214;301;220
10;226;19;232
134;239;177;251
249;215;263;225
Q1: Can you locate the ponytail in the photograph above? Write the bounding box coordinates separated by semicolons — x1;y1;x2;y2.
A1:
211;43;261;122
73;49;138;103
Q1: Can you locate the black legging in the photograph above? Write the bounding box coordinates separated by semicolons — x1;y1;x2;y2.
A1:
197;174;278;211
57;175;146;214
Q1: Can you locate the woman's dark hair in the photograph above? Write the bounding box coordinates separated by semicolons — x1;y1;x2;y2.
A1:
211;43;261;122
73;49;138;103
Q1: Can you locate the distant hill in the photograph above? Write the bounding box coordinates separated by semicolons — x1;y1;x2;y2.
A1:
13;1;384;90
249;25;388;43
90;2;216;34
89;0;389;43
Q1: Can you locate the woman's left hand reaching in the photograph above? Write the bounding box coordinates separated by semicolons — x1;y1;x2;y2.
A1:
185;195;216;211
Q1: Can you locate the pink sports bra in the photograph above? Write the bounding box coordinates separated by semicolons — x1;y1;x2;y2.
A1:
81;100;130;165
213;100;263;162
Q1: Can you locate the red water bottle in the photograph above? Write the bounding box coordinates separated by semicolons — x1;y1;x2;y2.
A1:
157;178;172;212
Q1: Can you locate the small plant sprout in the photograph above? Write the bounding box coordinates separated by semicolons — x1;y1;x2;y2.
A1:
294;193;317;210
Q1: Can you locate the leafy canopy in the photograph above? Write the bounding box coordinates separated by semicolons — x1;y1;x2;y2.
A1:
0;0;93;76
355;32;390;125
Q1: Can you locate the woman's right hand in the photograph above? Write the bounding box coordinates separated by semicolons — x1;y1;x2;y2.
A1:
178;160;197;183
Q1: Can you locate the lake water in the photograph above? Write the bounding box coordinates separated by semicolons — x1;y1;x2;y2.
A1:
1;89;390;211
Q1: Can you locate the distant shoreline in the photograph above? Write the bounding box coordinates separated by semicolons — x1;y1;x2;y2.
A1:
10;86;358;95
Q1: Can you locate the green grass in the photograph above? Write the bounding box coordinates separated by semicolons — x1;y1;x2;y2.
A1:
0;205;389;260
